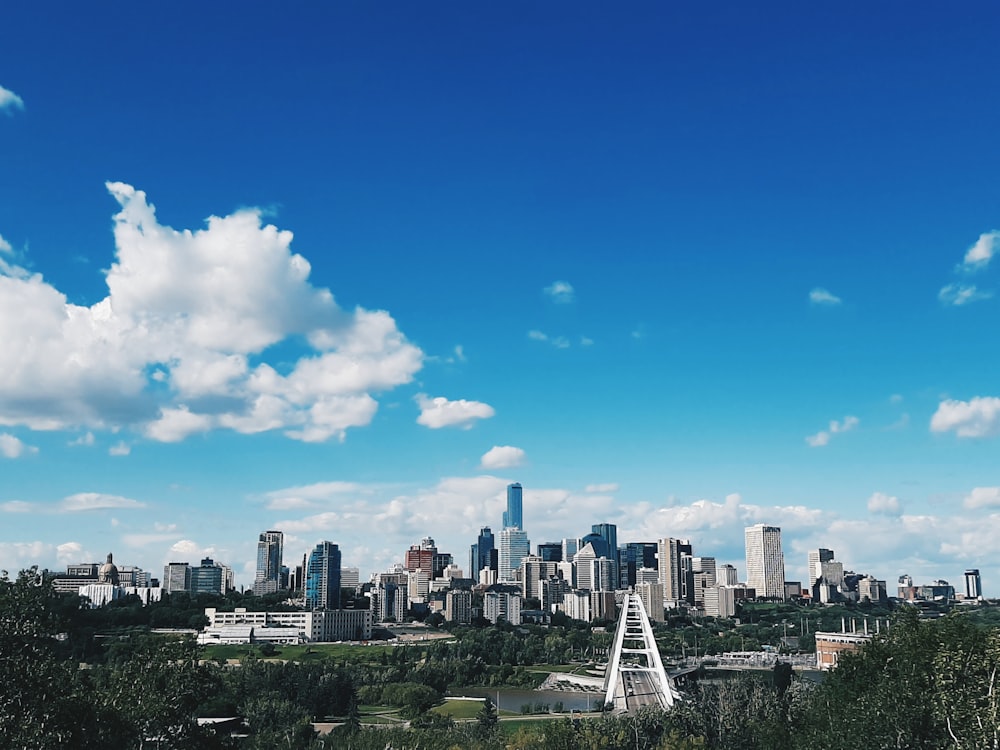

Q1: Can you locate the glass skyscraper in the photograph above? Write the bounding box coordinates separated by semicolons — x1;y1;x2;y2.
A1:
503;482;523;529
305;541;342;611
470;526;495;580
253;530;283;595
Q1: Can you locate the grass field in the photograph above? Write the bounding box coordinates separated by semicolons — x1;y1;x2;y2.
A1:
429;699;485;720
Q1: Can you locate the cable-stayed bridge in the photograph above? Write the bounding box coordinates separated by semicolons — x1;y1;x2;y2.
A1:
602;592;681;712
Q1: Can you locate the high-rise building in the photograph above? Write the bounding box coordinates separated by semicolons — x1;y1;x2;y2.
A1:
254;530;284;595
561;538;579;563
521;555;559;600
305;542;341;611
635;582;665;622
807;549;835;588
190;558;224;595
657;538;692;604
484;587;522;625
404;537;437;573
445;589;472;624
745;524;785;600
620;542;658;588
574;542;597;591
470;527;495;581
163;562;190;593
537;542;562;562
498;527;530;582
717;564;739;585
965;569;983;600
341;567;360;591
503;482;523;530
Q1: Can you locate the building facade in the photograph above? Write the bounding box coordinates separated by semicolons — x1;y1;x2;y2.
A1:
305;541;342;611
744;524;785;600
254;530;284;596
503;482;523;530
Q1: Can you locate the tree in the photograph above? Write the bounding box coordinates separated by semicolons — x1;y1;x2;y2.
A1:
475;697;499;739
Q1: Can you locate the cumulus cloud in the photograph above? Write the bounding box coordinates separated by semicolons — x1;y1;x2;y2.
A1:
543;280;575;303
939;283;991;306
0;183;422;443
0;85;24;114
108;441;131;457
961;230;999;271
0;433;37;458
806;415;858;447
415;394;494;429
60;492;145;512
809;288;842;306
867;492;903;516
931;397;1000;438
964;487;1000;509
69;432;95;447
479;445;526;469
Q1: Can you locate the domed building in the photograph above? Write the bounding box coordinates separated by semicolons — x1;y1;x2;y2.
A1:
97;552;120;586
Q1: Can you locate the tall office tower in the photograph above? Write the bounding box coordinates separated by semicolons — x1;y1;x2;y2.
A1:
574;542;597;590
521;555;559;600
561;538;579;563
542;576;571;611
807;549;835;587
745;524;786;600
965;569;983;600
717;564;739;585
163;562;190;593
254;530;284;595
635;582;666;622
503;482;523;529
190;558;224;595
590;556;616;592
537;542;562;562
657;538;692;603
404;537;437;573
498;527;530;582
341;567;361;591
590;523;619;583
470;527;495;580
305;541;342;611
621;542;658;588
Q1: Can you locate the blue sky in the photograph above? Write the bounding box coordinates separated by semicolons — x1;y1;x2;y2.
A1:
1;3;999;592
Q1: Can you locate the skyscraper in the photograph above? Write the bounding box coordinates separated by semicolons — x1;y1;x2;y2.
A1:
305;541;341;611
745;524;785;600
254;530;284;596
965;569;983;600
807;548;835;587
498;527;529;582
657;538;692;603
503;482;523;529
470;527;495;581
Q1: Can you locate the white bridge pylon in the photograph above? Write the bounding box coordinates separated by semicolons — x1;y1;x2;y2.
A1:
602;593;680;712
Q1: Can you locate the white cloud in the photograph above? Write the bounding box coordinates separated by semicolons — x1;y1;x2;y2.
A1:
264;480;363;510
809;288;842;306
963;487;1000;509
931;397;1000;438
1;501;33;513
580;336;594;346
939;283;991;306
108;441;131;456
60;492;145;512
0;85;24;114
415;394;495;429
961;230;999;271
0;433;37;458
56;542;86;566
867;492;903;516
805;431;830;447
69;432;95;447
806;415;858;447
480;445;526;469
585;483;619;493
0;183;422;443
543;280;575;303
528;330;571;349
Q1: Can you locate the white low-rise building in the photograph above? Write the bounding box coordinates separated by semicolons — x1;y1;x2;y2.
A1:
202;607;372;643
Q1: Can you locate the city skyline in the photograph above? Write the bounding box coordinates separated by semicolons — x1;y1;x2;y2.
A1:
1;5;1000;594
